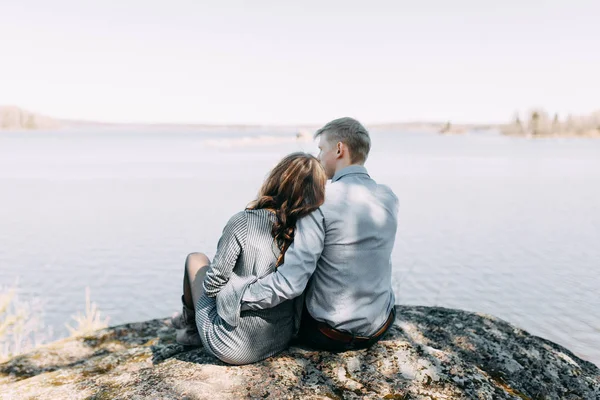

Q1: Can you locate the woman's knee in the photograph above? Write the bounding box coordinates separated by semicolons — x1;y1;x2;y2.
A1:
186;252;210;268
185;253;210;284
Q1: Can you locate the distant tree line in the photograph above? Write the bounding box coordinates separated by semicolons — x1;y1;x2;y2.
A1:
502;109;600;137
0;106;59;130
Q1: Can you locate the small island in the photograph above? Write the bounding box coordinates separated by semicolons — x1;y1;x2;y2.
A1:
502;109;600;138
0;106;60;130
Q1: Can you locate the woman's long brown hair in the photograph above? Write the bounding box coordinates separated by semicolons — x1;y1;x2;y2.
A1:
248;152;327;267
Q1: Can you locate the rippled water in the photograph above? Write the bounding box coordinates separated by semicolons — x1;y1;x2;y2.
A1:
1;128;599;366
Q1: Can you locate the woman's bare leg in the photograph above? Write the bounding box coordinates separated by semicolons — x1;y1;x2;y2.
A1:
172;253;210;346
183;252;210;309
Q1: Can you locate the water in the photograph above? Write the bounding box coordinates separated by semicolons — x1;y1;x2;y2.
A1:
1;128;599;366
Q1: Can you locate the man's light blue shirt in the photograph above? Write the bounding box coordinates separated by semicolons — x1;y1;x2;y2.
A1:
235;165;399;336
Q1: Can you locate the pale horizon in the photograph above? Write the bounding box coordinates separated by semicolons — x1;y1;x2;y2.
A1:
1;0;599;125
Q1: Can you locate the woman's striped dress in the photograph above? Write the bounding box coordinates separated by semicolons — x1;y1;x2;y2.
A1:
194;209;298;365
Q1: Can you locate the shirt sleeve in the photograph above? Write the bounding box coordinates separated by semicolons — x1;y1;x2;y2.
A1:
240;209;325;310
203;212;247;298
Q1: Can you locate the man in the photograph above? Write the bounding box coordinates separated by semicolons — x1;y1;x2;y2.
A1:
220;117;398;351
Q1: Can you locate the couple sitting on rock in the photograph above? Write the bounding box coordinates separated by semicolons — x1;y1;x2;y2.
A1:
171;117;399;365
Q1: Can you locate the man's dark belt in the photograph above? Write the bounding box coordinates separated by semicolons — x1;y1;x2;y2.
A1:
316;310;395;344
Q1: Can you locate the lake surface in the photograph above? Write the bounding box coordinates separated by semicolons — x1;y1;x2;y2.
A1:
1;128;599;366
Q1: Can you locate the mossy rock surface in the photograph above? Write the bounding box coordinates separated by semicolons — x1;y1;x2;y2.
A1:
1;306;598;399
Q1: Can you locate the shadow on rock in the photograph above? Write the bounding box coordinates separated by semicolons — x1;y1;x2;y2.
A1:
1;306;599;400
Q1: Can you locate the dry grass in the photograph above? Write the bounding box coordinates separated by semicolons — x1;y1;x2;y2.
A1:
0;285;50;362
1;285;109;361
65;287;110;337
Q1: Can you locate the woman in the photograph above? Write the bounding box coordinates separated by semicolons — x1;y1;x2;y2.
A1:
171;152;327;365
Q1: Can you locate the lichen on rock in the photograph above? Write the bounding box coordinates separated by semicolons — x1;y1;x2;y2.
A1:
1;306;598;399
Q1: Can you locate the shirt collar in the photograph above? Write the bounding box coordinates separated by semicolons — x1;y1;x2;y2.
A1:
331;165;369;182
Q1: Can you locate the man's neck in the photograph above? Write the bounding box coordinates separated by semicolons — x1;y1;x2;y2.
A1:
334;162;364;175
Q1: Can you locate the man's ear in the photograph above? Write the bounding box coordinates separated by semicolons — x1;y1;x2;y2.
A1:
336;142;343;159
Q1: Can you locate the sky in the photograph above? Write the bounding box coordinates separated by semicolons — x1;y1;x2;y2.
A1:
1;0;599;125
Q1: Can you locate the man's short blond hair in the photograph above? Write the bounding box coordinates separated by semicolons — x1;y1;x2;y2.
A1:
314;117;371;163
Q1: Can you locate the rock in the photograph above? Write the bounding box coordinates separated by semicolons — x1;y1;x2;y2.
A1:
1;306;598;399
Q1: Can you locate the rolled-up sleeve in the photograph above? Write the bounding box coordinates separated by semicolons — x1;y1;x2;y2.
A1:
240;209;325;310
203;212;247;298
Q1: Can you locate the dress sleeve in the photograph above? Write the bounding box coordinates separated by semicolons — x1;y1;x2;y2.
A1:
202;211;247;298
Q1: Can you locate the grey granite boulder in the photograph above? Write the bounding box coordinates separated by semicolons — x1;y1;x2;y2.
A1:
1;306;598;399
